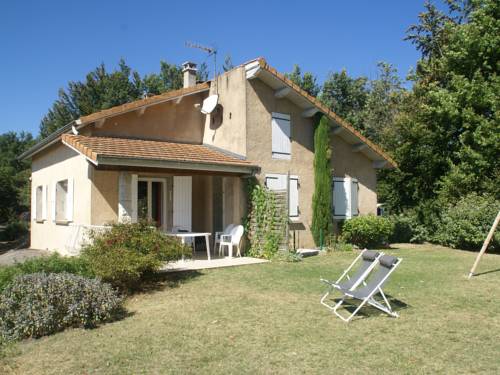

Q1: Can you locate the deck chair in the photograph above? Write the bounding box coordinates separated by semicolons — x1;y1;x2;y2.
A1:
331;254;402;322
320;250;382;310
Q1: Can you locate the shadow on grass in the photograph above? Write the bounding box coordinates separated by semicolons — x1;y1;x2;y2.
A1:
332;294;409;321
471;268;500;277
134;270;203;294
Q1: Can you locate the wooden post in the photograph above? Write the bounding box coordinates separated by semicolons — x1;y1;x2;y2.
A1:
468;210;500;279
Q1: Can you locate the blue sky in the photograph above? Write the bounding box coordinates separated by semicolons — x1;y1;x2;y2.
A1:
0;0;428;135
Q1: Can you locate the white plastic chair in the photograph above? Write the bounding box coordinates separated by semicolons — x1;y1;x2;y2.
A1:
214;224;236;255
219;225;244;258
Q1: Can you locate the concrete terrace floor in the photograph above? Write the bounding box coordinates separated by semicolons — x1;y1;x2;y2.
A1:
162;253;268;272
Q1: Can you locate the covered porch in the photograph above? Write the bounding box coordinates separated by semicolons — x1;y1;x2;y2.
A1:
63;134;259;259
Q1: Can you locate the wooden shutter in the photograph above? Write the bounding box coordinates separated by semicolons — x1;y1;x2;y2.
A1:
271;113;291;159
66;178;74;221
32;185;37;221
351;179;359;217
173;176;192;231
42;185;48;221
333;178;348;218
52;182;57;222
289;176;299;217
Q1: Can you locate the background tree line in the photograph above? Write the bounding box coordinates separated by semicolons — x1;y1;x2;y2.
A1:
1;0;498;249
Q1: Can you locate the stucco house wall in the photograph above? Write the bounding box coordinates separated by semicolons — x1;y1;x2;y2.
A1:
245;78;316;248
88;91;208;144
31;143;92;252
202;67;248;156
330;136;378;215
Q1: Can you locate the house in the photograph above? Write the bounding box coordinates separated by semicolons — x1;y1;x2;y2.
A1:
20;58;395;254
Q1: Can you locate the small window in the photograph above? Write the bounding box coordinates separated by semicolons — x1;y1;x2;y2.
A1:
333;177;358;219
265;173;299;219
34;185;47;222
271;112;291;159
54;178;73;223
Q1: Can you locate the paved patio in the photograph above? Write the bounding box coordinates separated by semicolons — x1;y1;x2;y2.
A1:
162;253;268;272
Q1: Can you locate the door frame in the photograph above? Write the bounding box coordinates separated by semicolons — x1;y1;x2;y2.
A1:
137;177;168;231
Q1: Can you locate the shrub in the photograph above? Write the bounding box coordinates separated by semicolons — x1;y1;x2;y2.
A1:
434;193;500;251
325;235;354;252
389;212;428;244
0;273;123;340
81;222;190;290
341;215;394;248
0;253;93;292
0;220;28;241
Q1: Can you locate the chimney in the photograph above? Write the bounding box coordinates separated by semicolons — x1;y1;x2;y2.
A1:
182;61;197;88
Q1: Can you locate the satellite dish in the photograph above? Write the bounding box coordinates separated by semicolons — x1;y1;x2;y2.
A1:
201;95;218;114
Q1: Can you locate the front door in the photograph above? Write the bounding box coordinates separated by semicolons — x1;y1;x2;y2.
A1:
137;179;165;228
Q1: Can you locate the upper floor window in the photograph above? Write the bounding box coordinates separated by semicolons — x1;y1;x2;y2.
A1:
271;112;291;159
333;177;359;219
53;178;73;223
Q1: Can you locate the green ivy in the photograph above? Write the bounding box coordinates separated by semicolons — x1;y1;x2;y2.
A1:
246;181;287;259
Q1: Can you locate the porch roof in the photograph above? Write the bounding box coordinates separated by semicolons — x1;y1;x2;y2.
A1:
62;134;259;174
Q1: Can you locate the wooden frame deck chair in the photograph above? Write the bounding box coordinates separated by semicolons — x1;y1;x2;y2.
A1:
331;254;402;322
320;250;382;310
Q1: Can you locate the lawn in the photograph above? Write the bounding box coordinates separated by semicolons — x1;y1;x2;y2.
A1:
2;244;500;374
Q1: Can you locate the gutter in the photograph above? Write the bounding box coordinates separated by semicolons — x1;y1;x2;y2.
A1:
18;120;78;160
97;156;260;175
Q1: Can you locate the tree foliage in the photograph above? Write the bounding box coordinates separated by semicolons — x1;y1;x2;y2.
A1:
0;132;34;221
40;59;184;138
285;64;321;97
320;69;369;131
311;115;332;246
379;0;499;212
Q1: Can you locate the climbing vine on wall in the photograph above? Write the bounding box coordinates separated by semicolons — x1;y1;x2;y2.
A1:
246;180;287;259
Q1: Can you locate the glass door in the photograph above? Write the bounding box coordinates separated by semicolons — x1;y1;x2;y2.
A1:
137;179;165;228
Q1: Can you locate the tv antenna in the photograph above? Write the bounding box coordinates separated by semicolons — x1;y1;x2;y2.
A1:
186;41;218;93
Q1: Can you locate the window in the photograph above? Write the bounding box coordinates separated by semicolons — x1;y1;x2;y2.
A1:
137;178;166;228
265;174;299;219
333;177;359;219
271;112;291;159
34;185;47;222
53;178;73;223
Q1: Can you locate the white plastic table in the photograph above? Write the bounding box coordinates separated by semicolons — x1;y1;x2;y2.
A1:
165;232;211;261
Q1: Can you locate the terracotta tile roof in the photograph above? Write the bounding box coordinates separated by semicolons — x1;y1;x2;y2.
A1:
78;83;210;125
255;58;397;168
62;134;257;169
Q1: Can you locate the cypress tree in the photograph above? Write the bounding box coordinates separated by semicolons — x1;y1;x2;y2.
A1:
311;115;333;246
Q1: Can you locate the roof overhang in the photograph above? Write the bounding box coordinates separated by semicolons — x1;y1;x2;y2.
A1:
61;134;259;176
245;59;396;169
94;156;257;175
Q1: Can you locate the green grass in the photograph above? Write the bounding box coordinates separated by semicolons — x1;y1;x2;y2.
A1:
2;244;500;374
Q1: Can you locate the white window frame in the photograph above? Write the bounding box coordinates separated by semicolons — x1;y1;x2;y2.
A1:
34;185;47;222
271;112;291;160
332;177;359;219
53;178;73;224
137;177;168;231
265;173;300;220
